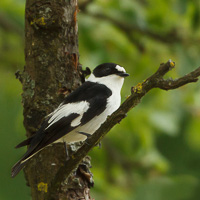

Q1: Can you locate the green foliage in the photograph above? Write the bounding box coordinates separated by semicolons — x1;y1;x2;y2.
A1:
1;0;200;199
0;70;28;199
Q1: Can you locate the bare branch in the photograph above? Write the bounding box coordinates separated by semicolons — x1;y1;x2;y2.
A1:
155;68;200;90
47;60;200;198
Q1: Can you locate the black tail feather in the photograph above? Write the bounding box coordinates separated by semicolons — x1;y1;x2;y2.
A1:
15;136;34;148
11;159;27;178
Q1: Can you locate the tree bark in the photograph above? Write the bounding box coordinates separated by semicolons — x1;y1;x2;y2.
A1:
17;0;93;199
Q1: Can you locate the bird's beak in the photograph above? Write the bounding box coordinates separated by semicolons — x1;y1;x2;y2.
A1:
118;72;130;77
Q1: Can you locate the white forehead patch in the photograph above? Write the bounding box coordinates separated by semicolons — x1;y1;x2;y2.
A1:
116;65;125;73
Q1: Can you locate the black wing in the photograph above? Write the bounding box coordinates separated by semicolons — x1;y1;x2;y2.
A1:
63;81;112;124
12;81;111;177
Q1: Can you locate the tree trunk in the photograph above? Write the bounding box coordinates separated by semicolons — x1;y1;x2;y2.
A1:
18;0;93;199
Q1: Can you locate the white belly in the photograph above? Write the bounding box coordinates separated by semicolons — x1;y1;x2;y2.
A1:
57;92;121;143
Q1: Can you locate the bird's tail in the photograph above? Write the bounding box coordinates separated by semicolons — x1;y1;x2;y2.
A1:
12;136;35;177
11;158;27;178
15;135;34;148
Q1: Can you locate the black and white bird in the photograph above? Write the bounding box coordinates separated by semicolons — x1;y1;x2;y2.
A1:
11;63;129;177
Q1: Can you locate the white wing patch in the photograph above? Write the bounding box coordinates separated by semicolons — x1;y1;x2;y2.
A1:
71;115;83;127
46;101;90;129
116;65;125;73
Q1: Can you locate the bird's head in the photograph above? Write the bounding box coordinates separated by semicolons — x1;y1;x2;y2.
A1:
87;63;129;90
93;63;129;78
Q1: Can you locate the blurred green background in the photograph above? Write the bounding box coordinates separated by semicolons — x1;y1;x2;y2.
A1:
1;0;200;199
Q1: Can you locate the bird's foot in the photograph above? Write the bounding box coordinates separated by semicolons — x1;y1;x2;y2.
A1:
78;131;92;145
96;141;102;149
78;132;101;148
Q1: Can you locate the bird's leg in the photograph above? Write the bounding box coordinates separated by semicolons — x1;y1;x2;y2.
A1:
78;131;91;138
78;131;92;145
64;142;70;161
78;131;101;148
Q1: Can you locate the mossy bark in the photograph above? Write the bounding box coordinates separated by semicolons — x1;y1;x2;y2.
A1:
18;0;93;199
